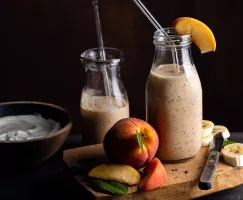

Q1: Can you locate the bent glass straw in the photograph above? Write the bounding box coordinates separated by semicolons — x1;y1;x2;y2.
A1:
92;0;112;100
93;0;106;60
133;0;168;36
132;0;179;71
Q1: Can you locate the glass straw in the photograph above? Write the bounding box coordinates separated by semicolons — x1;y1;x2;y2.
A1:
132;0;179;72
92;0;112;101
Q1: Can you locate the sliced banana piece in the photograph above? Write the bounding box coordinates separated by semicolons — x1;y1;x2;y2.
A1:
202;134;213;147
222;143;243;167
202;120;214;137
212;125;230;139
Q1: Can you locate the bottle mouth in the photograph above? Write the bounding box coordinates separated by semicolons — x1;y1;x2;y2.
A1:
80;47;124;69
154;27;191;47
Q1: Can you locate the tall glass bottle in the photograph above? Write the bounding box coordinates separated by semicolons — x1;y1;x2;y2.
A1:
80;47;129;145
146;28;202;163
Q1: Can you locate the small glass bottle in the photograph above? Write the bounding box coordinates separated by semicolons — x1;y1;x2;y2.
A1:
146;28;202;163
80;47;129;145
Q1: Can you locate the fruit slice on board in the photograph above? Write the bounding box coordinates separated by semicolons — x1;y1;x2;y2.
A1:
202;133;213;147
172;17;216;53
88;164;140;186
139;158;167;191
202;120;214;137
222;143;243;167
212;125;230;139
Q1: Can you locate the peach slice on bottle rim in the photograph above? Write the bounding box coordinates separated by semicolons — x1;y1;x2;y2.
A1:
172;17;216;53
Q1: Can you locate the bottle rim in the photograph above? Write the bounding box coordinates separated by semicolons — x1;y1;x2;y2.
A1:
154;27;192;47
80;47;124;66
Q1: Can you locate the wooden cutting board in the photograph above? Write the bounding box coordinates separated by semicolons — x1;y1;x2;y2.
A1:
63;144;243;200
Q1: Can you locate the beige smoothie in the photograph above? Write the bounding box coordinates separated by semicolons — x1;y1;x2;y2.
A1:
80;95;129;145
146;64;202;162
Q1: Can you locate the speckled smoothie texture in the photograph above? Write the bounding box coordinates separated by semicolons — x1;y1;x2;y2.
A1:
146;64;202;162
80;96;129;145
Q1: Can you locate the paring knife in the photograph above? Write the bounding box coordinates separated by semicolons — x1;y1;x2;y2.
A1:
198;132;224;190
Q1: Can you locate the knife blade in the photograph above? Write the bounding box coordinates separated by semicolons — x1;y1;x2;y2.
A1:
198;132;224;190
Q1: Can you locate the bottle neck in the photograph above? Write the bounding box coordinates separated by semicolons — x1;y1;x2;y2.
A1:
153;28;192;47
84;62;121;74
152;28;194;68
80;47;126;101
80;47;123;72
153;45;194;68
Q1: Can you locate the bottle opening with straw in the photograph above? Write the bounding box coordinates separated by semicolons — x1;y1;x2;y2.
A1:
132;0;180;73
132;0;203;163
79;0;129;145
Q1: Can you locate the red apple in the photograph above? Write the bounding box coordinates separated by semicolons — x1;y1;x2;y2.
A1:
139;157;167;191
103;118;159;169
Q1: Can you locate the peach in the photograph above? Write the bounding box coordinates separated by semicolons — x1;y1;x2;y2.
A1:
139;157;167;191
103;118;159;169
172;17;216;53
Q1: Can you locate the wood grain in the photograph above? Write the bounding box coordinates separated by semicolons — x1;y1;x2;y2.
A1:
64;144;243;200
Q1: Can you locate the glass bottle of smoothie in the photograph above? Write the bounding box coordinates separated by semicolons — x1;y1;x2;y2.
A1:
146;28;202;163
80;47;129;145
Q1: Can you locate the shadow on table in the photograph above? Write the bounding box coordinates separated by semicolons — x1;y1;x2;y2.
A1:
195;185;241;200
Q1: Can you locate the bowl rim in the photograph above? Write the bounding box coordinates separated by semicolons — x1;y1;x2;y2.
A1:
0;101;72;143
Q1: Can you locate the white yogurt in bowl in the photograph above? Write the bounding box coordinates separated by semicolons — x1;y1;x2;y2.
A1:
0;114;61;141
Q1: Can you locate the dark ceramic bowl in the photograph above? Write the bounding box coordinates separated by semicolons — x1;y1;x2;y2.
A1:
0;101;72;168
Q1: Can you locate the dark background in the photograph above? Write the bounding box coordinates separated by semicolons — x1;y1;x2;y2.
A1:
0;0;242;135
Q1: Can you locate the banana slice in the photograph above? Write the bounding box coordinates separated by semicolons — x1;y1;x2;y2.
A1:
222;143;243;167
212;125;230;139
202;134;213;147
202;120;214;137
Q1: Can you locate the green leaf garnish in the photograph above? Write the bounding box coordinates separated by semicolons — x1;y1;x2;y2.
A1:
136;130;144;153
90;179;128;195
222;140;235;148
